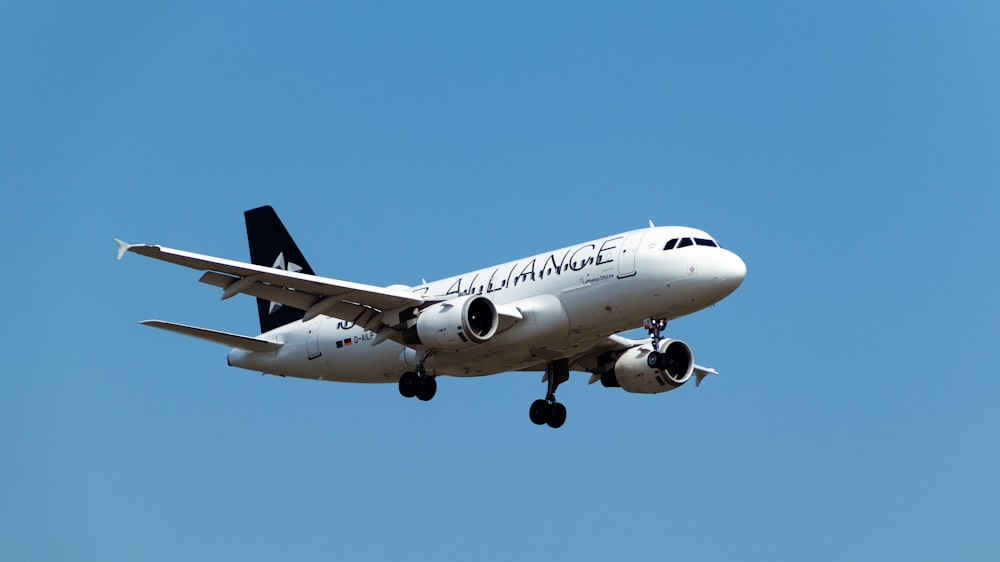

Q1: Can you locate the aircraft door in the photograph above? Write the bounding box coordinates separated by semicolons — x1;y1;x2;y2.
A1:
307;317;324;360
617;232;646;278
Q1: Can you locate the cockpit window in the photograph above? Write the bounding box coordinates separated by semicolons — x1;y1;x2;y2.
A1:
665;236;720;250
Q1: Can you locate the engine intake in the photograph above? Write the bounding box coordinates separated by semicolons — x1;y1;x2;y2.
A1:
403;295;499;351
600;339;694;394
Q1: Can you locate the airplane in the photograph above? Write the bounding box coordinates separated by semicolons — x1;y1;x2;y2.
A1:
115;206;746;428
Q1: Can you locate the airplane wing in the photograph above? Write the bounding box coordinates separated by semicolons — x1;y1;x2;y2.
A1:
115;240;426;333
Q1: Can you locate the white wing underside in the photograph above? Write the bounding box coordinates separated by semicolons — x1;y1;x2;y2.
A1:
116;240;425;335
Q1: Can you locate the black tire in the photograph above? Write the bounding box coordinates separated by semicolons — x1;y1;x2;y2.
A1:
647;351;663;369
398;372;418;398
529;399;551;425
416;376;437;401
547;402;567;429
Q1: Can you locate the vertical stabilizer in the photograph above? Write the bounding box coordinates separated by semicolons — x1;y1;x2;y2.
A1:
244;206;316;333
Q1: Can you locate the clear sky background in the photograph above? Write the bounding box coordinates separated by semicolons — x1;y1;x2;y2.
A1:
3;2;998;560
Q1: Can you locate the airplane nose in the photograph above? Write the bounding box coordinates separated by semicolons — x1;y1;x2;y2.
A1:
714;250;747;294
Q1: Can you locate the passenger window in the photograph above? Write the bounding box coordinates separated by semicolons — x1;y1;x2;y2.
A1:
694;238;718;247
677;238;693;248
664;238;678;250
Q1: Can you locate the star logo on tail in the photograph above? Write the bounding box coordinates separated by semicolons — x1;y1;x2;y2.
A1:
268;251;302;315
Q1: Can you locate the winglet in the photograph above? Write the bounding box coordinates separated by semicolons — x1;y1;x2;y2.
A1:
114;238;135;261
693;365;720;387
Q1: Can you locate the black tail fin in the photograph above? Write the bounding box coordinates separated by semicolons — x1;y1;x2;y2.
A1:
244;206;316;333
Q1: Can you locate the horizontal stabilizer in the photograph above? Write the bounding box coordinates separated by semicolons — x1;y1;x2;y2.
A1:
140;320;283;352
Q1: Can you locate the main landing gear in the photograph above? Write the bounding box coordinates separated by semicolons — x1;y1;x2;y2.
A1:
644;317;671;370
398;367;437;402
529;358;569;429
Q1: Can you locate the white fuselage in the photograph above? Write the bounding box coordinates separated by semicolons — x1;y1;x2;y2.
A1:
227;226;746;383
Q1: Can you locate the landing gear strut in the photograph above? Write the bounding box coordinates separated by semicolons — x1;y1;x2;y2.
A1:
644;317;669;370
529;358;569;428
398;358;436;402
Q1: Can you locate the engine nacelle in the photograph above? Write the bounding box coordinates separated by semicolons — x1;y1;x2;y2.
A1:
403;295;499;351
600;339;694;394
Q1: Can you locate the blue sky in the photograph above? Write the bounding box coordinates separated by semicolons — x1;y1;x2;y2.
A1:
3;1;999;560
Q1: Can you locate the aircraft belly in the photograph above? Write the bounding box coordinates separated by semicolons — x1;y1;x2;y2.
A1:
427;351;538;378
230;319;407;383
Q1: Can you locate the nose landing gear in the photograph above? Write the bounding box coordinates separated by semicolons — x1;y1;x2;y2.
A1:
643;317;670;370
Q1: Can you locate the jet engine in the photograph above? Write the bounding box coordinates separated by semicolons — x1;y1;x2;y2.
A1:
403;295;499;351
600;339;694;394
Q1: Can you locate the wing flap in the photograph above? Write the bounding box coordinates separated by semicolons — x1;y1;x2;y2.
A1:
199;271;318;311
140;320;283;352
199;272;385;332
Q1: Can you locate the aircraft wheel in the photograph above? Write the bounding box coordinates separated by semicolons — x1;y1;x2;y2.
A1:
416;376;437;401
529;399;551;425
547;402;567;429
399;372;418;398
